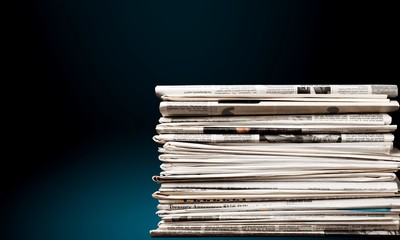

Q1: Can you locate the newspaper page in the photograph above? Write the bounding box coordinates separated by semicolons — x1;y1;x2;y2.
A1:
159;160;400;171
158;219;400;225
159;101;399;116
159;210;400;218
159;113;392;125
158;150;400;161
158;153;400;163
150;229;400;237
159;181;399;192
161;214;398;222
161;96;392;101
161;142;394;155
154;173;398;183
154;172;398;183
150;229;327;237
156;124;397;134
159;163;399;175
153;133;394;144
156;222;400;231
158;197;400;211
155;85;399;98
153;191;397;201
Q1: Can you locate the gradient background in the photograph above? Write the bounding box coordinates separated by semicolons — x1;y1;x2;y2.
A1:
3;0;399;240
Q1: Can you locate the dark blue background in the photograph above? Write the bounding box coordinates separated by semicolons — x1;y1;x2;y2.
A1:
3;0;399;239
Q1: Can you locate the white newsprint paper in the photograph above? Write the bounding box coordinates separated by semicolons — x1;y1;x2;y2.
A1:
161;142;395;155
159;101;399;116
158;197;400;211
153;133;394;144
159;113;393;125
150;229;400;237
152;84;400;237
155;85;399;98
159;181;399;192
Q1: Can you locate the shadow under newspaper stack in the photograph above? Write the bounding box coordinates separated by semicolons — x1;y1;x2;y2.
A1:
151;85;400;237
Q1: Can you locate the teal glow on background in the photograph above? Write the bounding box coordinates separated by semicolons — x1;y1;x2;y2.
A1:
3;0;399;239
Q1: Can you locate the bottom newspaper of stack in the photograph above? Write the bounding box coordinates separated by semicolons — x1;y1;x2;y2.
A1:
151;141;400;236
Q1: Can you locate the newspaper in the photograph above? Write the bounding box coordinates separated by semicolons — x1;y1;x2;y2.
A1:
157;194;400;204
159;162;399;173
152;221;400;236
155;85;399;98
159;147;400;161
160;211;400;217
156;147;400;181
161;142;395;156
158;219;400;225
158;153;400;163
156;124;397;134
150;229;400;237
159;171;399;179
159;209;400;216
159;113;393;125
159;210;400;219
160;162;399;171
158;154;400;163
161;96;393;101
153;191;397;201
159;181;399;192
155;185;400;202
159;149;400;161
154;173;398;184
152;84;400;237
161;214;398;222
158;162;399;179
153;133;394;144
159;159;400;168
154;174;398;183
159;101;399;116
156;222;400;231
158;197;400;211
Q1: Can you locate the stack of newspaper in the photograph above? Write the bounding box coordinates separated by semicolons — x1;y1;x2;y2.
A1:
151;85;400;237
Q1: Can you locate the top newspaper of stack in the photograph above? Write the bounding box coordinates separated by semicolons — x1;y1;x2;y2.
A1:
156;85;398;100
156;85;399;116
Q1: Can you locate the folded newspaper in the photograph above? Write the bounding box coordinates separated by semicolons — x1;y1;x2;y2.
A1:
151;84;400;237
156;85;399;99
